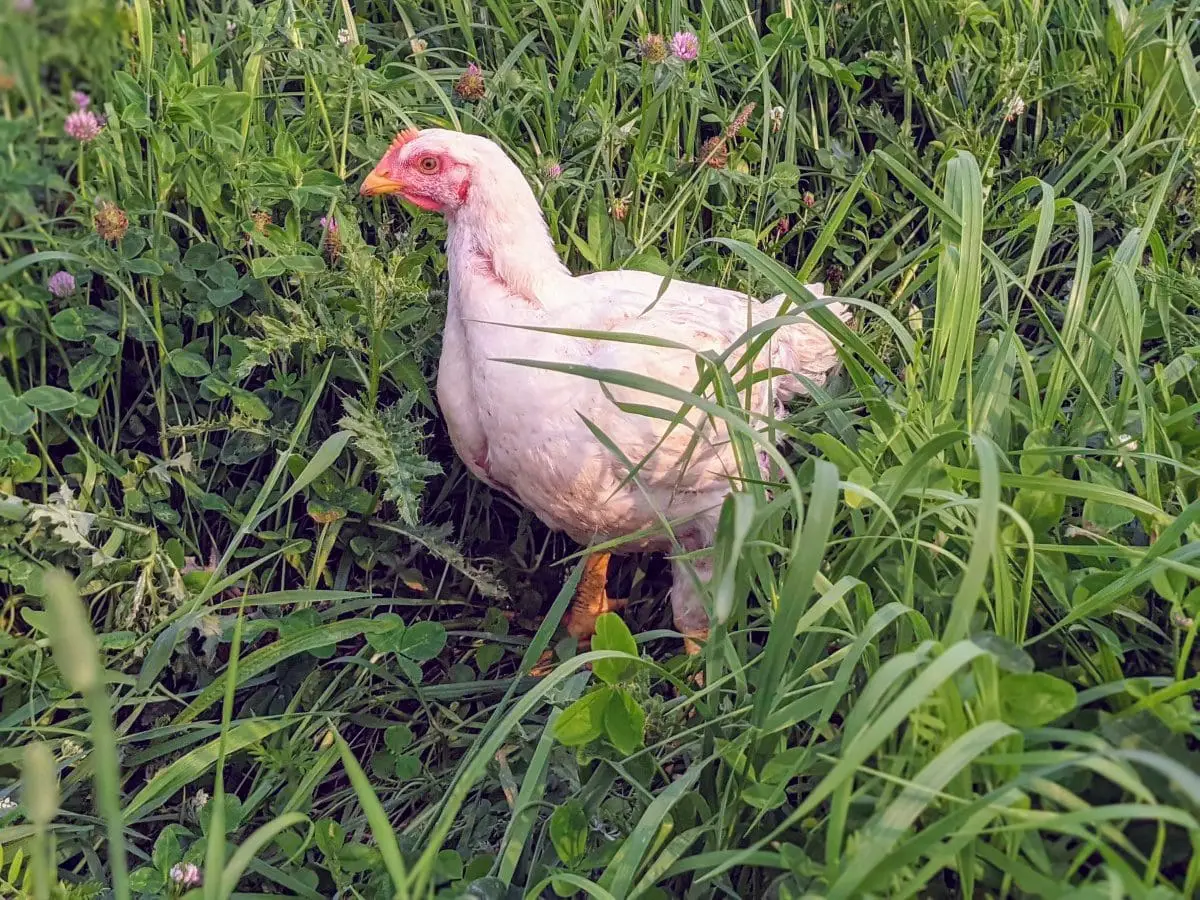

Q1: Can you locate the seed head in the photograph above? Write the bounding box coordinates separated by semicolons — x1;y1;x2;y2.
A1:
93;201;129;242
169;863;202;888
769;106;785;132
699;135;728;169
542;159;563;181
59;738;85;759
64;109;104;142
803;191;815;208
725;102;756;139
250;210;271;234
638;34;668;64
610;196;630;221
189;789;210;817
47;271;76;297
825;263;845;291
410;38;428;55
319;215;341;259
454;62;486;101
670;31;700;62
337;27;351;47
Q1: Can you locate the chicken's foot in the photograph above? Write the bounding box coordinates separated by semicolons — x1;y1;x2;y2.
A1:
530;552;626;676
565;552;626;645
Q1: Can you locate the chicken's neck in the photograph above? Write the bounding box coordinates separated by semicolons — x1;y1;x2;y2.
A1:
445;167;571;318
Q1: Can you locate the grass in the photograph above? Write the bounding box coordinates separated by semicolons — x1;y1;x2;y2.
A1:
1;0;1199;897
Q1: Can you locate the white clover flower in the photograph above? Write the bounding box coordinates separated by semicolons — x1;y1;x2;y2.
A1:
189;789;210;818
59;738;85;759
170;863;202;888
1114;433;1138;467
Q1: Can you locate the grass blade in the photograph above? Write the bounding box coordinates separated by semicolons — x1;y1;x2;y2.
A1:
331;728;410;899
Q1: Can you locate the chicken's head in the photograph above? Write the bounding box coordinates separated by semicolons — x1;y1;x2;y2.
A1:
359;128;477;214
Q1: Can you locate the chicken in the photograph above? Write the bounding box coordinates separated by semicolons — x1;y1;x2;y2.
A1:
360;128;847;656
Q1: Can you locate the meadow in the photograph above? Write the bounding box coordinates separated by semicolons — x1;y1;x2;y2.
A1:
1;0;1199;897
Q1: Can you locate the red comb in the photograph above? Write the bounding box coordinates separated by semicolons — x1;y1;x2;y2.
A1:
388;127;421;153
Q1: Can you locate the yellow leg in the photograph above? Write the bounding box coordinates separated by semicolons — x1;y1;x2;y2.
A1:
530;553;627;676
682;630;709;656
564;552;626;646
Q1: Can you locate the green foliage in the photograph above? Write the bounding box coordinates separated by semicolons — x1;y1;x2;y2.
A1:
554;614;645;755
1;0;1199;898
340;394;442;527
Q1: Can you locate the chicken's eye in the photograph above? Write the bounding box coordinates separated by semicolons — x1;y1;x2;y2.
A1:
417;156;440;174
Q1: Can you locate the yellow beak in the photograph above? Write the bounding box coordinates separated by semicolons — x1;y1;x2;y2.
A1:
360;169;405;197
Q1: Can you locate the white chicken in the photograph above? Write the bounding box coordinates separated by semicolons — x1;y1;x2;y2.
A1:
361;128;847;655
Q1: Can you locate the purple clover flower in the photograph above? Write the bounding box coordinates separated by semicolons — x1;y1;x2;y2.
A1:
47;271;76;297
71;90;90;109
670;31;699;61
64;109;104;142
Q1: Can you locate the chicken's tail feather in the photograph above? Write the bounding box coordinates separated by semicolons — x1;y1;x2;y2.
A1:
768;285;853;400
